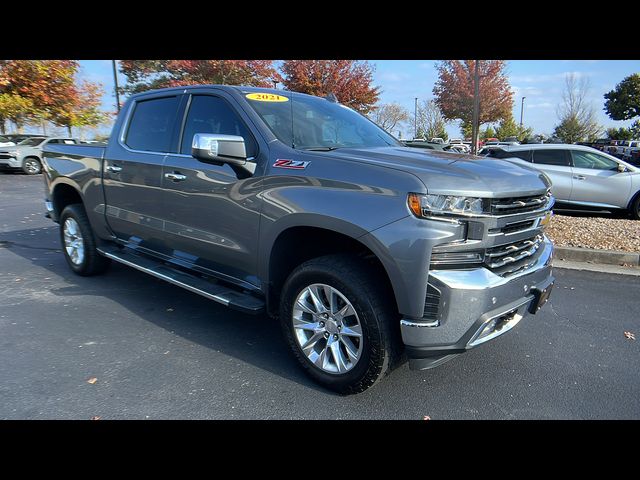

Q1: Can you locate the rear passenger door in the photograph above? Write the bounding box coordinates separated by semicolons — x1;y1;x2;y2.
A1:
102;93;184;252
531;149;573;202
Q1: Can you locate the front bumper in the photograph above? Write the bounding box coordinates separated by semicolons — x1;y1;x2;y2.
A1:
402;237;554;369
0;156;21;169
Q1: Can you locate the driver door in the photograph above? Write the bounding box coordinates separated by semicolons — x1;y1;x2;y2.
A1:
569;150;632;209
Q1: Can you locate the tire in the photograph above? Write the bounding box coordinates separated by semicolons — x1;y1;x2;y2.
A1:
279;254;401;394
59;204;111;276
631;194;640;220
22;157;42;175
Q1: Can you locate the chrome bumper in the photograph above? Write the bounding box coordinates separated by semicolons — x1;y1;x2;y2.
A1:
402;237;554;369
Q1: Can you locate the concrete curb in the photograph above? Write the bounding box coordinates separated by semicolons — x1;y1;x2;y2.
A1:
554;246;640;266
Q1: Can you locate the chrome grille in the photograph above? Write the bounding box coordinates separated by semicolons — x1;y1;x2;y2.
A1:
491;193;550;215
484;235;543;269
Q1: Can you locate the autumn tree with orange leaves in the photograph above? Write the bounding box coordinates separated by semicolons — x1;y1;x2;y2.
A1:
119;60;282;94
280;60;379;114
0;60;108;135
432;60;513;137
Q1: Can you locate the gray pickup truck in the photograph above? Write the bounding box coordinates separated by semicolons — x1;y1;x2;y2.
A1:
42;85;555;394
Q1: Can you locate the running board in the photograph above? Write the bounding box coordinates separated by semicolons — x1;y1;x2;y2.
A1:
98;246;265;315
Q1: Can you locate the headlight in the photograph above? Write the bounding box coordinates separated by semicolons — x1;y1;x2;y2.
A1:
408;193;486;218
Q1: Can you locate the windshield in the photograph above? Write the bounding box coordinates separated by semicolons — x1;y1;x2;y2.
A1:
18;137;46;146
244;92;400;150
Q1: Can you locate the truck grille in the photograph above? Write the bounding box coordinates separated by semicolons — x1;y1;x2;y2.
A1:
490;193;550;215
484;234;543;270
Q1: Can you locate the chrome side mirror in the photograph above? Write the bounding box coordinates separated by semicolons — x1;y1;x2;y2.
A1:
191;133;256;176
617;163;627;173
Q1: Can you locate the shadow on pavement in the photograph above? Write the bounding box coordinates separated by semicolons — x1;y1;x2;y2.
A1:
0;226;327;394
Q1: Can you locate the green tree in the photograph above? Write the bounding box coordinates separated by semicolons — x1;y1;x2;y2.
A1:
604;73;640;121
0;93;37;133
606;127;634;140
480;125;496;139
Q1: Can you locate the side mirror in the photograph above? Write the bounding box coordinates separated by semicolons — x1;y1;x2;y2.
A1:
191;133;256;176
617;163;627;173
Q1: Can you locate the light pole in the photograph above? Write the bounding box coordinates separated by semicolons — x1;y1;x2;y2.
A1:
112;60;121;113
520;96;526;127
414;97;418;139
272;80;278;89
471;60;480;155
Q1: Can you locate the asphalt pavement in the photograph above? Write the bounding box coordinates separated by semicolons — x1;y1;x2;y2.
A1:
1;173;639;419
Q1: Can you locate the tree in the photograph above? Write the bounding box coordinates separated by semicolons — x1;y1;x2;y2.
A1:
553;73;602;143
369;103;409;134
119;60;282;94
0;60;108;135
415;100;448;140
606;127;634;141
280;60;379;114
433;60;513;133
480;125;496;139
604;73;640;121
494;113;534;141
0;93;37;133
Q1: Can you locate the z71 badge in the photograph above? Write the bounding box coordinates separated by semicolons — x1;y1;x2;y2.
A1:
273;159;310;170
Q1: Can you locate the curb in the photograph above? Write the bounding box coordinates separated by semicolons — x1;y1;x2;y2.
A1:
554;246;640;266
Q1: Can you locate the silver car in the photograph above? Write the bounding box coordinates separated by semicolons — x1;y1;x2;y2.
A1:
0;136;79;174
485;144;640;219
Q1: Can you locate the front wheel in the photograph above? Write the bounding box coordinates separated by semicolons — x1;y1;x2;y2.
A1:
22;157;42;175
279;254;401;394
59;204;111;276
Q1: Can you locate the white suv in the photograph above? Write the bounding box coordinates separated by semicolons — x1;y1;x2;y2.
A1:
486;143;640;219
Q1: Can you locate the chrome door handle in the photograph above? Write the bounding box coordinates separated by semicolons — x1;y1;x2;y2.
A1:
573;175;586;180
106;165;122;173
165;172;187;181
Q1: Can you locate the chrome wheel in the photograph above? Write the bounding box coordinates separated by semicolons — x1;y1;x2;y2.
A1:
24;159;41;174
63;218;85;266
292;283;363;374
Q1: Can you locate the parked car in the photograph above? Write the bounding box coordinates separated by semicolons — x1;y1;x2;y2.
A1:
448;138;470;153
0;136;80;174
402;140;447;151
0;135;16;147
592;138;610;151
620;140;640;160
41;85;554;394
486;144;640;218
2;133;46;144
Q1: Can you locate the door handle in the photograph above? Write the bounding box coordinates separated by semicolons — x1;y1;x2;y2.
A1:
573;175;586;180
106;165;122;173
165;172;187;182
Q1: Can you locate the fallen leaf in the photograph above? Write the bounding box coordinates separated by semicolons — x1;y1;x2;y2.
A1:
423;415;431;421
624;331;636;340
91;416;101;420
87;377;98;384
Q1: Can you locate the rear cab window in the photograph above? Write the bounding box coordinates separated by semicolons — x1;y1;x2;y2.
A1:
124;96;182;152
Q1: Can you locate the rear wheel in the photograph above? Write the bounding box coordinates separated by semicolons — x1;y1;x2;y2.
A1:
631;194;640;220
279;254;401;394
22;157;42;175
59;204;111;276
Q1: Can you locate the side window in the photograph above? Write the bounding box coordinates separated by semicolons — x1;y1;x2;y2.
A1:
125;96;181;153
508;150;532;162
47;139;59;144
532;149;570;166
571;151;619;171
180;95;257;157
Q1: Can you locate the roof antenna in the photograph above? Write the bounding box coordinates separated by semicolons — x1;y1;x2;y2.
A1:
325;93;339;103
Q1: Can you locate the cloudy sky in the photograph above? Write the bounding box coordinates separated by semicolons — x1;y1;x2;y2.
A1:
77;59;639;139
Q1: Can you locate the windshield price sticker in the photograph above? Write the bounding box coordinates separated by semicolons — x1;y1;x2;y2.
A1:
246;93;289;102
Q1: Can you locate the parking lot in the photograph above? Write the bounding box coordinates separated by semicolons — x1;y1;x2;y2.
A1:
1;173;639;419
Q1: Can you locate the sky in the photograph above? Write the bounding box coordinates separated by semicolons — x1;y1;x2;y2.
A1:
67;60;640;139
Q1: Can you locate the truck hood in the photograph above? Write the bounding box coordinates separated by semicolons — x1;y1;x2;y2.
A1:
327;146;550;197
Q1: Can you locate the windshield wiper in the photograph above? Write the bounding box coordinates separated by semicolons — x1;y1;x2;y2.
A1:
302;146;341;151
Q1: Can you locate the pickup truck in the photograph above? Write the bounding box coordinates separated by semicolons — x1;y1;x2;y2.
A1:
42;85;555;394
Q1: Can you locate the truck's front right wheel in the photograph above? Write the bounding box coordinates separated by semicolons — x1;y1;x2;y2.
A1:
279;254;401;395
